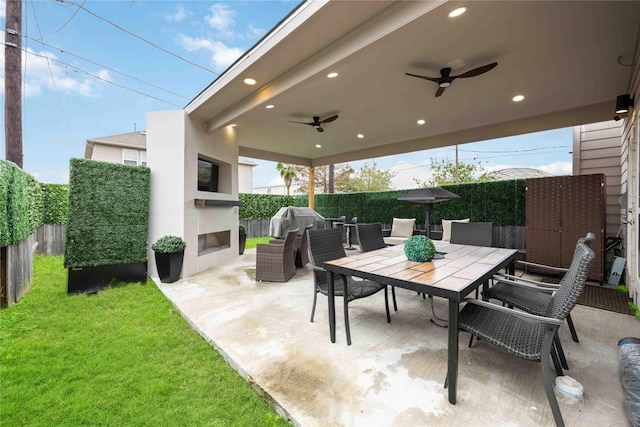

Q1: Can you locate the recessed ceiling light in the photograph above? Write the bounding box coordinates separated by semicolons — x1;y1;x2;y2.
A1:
357;134;364;139
315;144;321;148
243;78;257;85
327;72;338;78
229;124;236;127
512;95;525;102
265;104;274;109
448;7;467;18
417;119;426;125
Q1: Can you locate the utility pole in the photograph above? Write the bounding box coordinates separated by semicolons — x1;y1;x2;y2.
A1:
5;0;23;167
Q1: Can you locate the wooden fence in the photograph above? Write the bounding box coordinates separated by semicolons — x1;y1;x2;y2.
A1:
36;224;66;256
1;233;36;308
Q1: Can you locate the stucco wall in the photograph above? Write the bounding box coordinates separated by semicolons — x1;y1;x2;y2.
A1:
147;110;241;279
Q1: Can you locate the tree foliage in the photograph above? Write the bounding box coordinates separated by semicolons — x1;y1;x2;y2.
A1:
276;162;297;195
343;161;395;193
293;164;354;194
415;157;496;187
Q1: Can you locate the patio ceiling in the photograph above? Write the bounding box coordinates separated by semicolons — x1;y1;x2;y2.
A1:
185;0;640;167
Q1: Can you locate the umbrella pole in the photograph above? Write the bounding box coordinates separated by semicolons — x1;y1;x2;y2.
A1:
425;203;433;238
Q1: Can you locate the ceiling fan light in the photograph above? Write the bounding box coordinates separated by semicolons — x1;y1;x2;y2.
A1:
439;81;451;88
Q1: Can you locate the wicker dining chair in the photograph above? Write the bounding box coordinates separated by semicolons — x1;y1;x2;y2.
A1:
256;228;298;282
270;224;312;268
458;233;595;427
307;227;390;345
484;232;596;345
355;222;397;312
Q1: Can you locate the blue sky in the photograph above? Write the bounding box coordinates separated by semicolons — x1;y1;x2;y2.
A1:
1;0;573;186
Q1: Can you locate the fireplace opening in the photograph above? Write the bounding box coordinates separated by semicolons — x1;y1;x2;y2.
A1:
198;230;231;255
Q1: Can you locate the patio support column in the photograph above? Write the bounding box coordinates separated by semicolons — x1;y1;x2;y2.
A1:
308;166;315;209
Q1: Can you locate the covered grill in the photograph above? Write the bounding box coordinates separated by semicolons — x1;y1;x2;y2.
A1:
269;207;325;237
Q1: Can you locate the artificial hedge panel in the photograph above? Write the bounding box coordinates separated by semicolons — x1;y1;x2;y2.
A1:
238;193;294;220
41;183;69;224
238;179;525;228
64;159;150;268
0;160;41;246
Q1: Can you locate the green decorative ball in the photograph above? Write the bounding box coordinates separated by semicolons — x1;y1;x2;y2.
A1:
404;235;436;262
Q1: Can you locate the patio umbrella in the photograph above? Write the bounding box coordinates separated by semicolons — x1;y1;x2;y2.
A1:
398;188;460;238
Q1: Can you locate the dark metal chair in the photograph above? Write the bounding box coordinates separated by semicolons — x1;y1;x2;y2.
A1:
307;227;390;345
256;228;298;282
449;221;493;247
484;233;596;345
355;222;398;312
457;233;595;427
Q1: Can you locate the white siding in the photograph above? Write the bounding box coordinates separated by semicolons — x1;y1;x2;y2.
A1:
91;144;124;163
621;39;640;305
573;120;623;246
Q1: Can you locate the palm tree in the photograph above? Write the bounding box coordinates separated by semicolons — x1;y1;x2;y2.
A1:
276;162;297;195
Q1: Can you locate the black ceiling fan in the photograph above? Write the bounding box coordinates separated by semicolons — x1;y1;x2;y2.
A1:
289;114;339;133
405;62;498;97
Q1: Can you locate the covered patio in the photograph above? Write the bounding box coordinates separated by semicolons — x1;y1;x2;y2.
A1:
154;247;638;427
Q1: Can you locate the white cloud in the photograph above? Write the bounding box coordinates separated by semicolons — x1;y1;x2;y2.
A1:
0;0;5;19
205;3;237;38
538;161;572;176
389;161;432;189
177;34;243;70
247;22;265;39
165;4;189;22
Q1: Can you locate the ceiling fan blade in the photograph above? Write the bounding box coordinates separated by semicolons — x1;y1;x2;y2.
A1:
435;86;446;97
316;127;324;133
321;114;339;123
405;72;442;84
455;62;498;79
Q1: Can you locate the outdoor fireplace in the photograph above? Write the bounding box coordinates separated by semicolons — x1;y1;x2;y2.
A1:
198;230;231;256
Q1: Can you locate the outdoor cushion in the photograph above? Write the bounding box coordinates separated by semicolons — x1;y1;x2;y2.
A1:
383;218;416;246
390;218;415;237
441;218;470;242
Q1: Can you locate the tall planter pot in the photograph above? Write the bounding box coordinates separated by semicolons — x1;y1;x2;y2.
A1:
239;233;247;255
154;251;184;283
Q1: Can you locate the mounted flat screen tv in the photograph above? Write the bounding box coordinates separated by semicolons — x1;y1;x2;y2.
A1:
198;158;219;192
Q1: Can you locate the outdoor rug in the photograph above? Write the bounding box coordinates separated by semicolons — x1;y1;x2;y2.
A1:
578;285;635;316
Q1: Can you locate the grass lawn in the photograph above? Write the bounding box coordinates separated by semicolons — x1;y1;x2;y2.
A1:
0;255;291;427
245;236;271;250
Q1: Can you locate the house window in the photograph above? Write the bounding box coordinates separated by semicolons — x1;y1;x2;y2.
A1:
123;149;146;166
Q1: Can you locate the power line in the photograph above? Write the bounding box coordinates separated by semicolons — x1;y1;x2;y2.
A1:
23;49;184;107
53;0;218;75
20;34;190;101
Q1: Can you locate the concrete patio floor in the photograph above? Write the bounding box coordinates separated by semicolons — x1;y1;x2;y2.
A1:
154;247;639;427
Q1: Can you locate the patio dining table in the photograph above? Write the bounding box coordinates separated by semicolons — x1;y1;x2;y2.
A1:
323;241;517;405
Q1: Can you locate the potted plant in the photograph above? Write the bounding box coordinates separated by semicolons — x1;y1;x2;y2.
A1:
152;235;186;283
239;225;247;255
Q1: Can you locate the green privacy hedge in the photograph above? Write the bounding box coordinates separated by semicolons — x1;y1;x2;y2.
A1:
239;179;525;227
238;193;295;220
41;183;69;224
0;160;42;246
64;159;150;268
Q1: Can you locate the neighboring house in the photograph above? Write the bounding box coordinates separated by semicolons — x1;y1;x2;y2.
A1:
84;131;255;193
85;131;148;166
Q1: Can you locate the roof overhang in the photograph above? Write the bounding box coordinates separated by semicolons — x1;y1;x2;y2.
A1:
185;0;640;167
